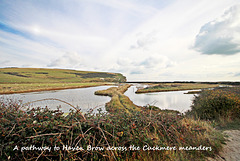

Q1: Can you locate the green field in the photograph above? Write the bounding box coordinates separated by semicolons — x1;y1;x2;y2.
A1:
0;68;126;94
136;83;220;93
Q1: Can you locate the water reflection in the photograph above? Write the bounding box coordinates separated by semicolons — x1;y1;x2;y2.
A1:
1;86;114;113
1;84;197;113
125;85;196;113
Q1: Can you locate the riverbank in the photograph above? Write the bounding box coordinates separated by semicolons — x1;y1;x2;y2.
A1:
0;82;114;94
135;83;220;93
95;84;142;113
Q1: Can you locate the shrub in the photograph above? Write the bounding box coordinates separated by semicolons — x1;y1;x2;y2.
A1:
187;87;240;120
0;99;224;160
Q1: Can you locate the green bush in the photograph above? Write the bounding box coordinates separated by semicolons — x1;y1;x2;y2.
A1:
187;87;240;120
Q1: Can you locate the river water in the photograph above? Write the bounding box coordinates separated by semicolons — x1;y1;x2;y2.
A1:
1;84;197;113
125;85;196;113
1;86;113;113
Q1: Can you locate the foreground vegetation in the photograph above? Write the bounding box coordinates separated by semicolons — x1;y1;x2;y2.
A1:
186;86;240;128
184;86;240;160
0;98;224;161
135;83;220;94
0;68;126;94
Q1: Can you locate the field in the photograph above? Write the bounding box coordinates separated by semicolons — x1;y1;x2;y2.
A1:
0;68;126;94
135;83;220;93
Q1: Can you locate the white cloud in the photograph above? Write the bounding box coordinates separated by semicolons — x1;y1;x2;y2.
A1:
193;4;240;55
234;72;240;77
100;0;240;81
90;0;159;15
48;52;85;69
0;30;64;68
107;55;176;80
1;0;240;81
138;55;175;69
130;31;157;49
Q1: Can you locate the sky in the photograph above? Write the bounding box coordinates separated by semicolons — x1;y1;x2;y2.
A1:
0;0;240;81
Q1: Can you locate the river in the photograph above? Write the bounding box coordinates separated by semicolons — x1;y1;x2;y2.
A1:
125;85;197;113
1;84;197;113
1;86;113;113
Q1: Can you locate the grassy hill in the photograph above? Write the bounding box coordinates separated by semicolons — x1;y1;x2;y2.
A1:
0;68;126;94
0;68;126;83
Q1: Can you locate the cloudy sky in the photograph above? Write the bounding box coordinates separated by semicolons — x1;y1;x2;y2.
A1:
0;0;240;81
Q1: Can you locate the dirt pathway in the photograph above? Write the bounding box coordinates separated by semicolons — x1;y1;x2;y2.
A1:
208;130;240;161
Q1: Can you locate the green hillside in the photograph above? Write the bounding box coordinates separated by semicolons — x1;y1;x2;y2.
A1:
0;68;126;83
0;68;126;94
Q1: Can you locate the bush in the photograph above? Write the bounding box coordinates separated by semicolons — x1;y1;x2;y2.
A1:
0;99;224;160
187;87;240;120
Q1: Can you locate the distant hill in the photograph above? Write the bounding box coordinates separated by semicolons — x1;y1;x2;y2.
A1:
0;68;126;83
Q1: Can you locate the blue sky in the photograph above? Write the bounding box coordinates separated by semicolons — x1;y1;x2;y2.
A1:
0;0;240;81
